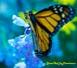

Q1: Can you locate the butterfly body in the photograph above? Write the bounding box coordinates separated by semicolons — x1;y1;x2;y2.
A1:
25;5;75;56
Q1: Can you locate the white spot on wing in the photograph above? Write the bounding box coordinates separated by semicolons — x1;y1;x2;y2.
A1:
62;13;65;18
62;19;65;22
59;7;63;12
55;11;58;13
54;8;57;10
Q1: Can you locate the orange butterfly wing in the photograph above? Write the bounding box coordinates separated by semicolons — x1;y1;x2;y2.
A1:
29;10;61;56
28;5;74;56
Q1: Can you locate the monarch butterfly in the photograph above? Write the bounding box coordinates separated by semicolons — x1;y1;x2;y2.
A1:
24;5;75;56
